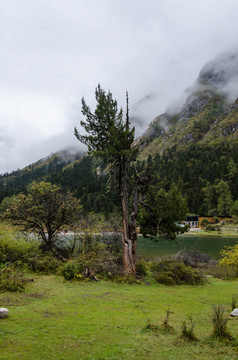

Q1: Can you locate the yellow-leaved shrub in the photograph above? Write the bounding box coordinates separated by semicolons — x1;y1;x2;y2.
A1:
219;245;238;267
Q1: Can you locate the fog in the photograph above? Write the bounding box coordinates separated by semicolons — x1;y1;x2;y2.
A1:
0;0;238;173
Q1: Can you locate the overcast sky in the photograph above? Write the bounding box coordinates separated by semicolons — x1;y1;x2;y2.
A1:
0;0;238;174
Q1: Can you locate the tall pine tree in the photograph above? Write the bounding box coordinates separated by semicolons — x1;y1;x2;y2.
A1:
74;85;138;273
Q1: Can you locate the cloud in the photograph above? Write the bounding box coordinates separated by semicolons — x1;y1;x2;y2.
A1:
0;0;238;173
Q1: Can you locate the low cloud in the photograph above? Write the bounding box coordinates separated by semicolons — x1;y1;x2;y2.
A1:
1;0;238;173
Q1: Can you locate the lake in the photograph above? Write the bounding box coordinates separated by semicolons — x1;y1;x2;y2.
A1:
136;235;238;260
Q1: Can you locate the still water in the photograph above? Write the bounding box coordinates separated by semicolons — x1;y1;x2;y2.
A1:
137;235;238;260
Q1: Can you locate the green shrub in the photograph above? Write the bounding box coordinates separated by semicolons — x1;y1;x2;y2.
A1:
61;249;124;282
151;258;205;285
27;253;62;274
88;251;123;279
211;305;233;340
135;259;148;277
61;261;84;280
205;224;216;231
0;266;27;292
0;225;63;274
75;246;124;280
0;229;39;266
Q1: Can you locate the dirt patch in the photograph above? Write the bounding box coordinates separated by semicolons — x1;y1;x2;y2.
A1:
26;293;46;299
0;292;46;307
41;310;57;318
0;295;30;307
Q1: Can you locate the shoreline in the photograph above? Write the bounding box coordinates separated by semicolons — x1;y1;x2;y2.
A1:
181;229;238;238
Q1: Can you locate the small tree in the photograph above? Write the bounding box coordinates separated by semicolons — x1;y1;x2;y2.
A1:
138;184;188;240
216;180;233;217
5;181;81;252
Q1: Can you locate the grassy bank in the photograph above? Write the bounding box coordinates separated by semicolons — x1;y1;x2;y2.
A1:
1;275;238;359
184;229;238;237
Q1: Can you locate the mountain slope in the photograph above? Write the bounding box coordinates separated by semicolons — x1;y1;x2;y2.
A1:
139;53;238;159
0;148;83;198
0;147;117;214
137;52;238;214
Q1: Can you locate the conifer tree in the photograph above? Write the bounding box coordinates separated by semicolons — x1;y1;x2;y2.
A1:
74;85;139;273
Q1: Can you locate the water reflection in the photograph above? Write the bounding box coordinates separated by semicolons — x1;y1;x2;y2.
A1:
137;235;238;260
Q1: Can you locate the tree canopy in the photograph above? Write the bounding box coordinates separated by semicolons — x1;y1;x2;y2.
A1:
5;181;81;252
138;184;188;240
74;84;136;165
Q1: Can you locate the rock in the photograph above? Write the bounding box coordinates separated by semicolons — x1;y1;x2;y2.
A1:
230;308;238;317
0;308;9;319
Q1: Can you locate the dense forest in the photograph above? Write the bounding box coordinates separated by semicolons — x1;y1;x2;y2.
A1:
0;137;237;217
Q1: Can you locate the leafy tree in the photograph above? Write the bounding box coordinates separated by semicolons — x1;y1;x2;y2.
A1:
75;85;146;273
138;184;188;240
227;158;237;181
231;200;238;216
216;180;233;216
5;181;81;252
0;195;16;215
202;184;217;213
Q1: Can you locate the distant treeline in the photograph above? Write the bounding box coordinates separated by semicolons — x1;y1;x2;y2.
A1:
0;139;237;216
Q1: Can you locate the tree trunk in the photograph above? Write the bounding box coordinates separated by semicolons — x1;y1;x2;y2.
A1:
129;175;138;266
121;159;136;274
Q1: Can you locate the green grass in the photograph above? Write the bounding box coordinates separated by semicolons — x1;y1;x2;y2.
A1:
1;275;238;359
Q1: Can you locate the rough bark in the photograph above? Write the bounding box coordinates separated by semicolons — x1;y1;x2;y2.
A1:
120;92;138;274
129;175;138;266
122;167;152;273
121;159;136;274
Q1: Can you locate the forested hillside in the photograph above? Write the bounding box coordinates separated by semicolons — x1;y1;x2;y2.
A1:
1;53;238;216
0;149;117;214
137;53;238;215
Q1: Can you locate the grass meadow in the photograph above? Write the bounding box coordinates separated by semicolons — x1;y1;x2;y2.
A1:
1;275;238;360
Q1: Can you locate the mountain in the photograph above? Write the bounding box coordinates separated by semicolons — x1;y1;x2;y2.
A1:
1;52;238;215
139;52;238;157
137;52;238;214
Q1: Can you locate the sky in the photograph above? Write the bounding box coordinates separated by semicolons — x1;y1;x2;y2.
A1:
0;0;238;174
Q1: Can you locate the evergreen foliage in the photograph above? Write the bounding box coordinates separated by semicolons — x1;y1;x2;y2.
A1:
138;141;238;215
138;184;188;240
